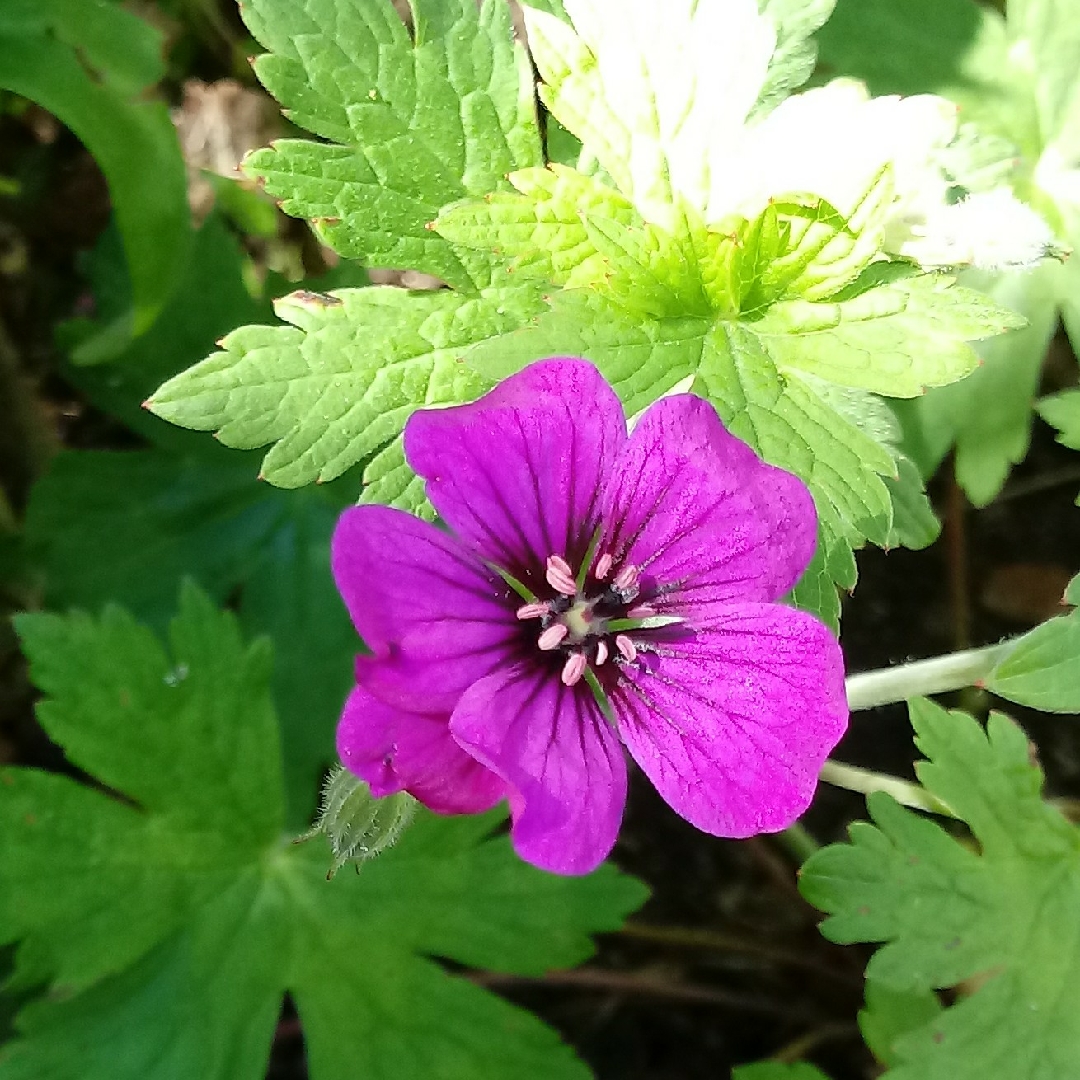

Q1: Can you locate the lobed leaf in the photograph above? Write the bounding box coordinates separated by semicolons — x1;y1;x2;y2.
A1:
984;583;1080;712
146;284;546;490
0;590;648;1080
800;698;1080;1079
242;0;540;288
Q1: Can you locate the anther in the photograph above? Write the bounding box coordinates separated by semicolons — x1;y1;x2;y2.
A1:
545;554;578;596
612;564;639;592
594;552;613;580
561;651;588;686
516;602;550;621
615;635;637;663
626;603;655;620
595;640;609;665
537;623;569;651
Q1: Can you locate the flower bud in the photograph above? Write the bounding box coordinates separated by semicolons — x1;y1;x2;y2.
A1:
298;766;417;878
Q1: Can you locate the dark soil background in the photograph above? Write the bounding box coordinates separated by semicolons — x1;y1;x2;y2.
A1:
3;5;1080;1077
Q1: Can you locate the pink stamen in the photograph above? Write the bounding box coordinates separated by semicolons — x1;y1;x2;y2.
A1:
516;602;550;621
561;651;588;686
615;635;637;663
626;604;655;620
594;552;614;580
537;623;568;651
595;640;609;665
545;554;577;596
613;564;639;592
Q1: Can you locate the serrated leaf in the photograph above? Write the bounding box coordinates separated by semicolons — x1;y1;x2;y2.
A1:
0;8;190;344
522;0;775;228
465;289;898;598
0;589;648;1080
146;283;545;490
788;539;842;634
701;322;896;547
884;455;941;551
357;439;433;517
435;164;642;289
800;698;1080;1080
753;273;1021;398
463;288;711;415
241;0;539;288
984;602;1080;712
24;452;279;626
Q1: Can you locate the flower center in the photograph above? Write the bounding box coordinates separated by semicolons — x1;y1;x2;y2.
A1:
515;551;646;687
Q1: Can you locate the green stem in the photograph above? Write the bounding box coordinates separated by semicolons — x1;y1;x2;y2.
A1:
775;822;819;862
844;640;1017;712
820;760;955;816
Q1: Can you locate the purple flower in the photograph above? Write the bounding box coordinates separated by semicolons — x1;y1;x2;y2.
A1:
332;359;848;875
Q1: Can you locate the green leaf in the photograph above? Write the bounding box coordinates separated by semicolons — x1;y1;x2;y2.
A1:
0;588;648;1080
984;600;1080;712
0;3;191;344
859;980;943;1069
24;452;278;626
61;212;365;456
23;449;355;828
884;455;941;551
467;289;894;603
908;264;1060;506
800;698;1080;1080
146;283;546;491
465;289;711;415
789;538;841;634
521;0;776;228
435;164;644;291
701;323;897;548
242;0;540;289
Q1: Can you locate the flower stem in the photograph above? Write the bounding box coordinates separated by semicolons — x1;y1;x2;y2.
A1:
844;640;1017;712
819;760;955;816
776;822;819;862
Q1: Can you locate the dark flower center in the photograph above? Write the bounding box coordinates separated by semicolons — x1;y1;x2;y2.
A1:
515;551;651;687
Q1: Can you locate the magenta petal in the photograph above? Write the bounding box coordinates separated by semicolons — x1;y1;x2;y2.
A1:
602;396;817;610
337;684;507;814
404;358;627;582
449;665;627;875
611;603;847;836
332;505;516;712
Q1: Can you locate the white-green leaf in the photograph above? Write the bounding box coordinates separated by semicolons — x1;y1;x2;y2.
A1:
522;0;775;228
